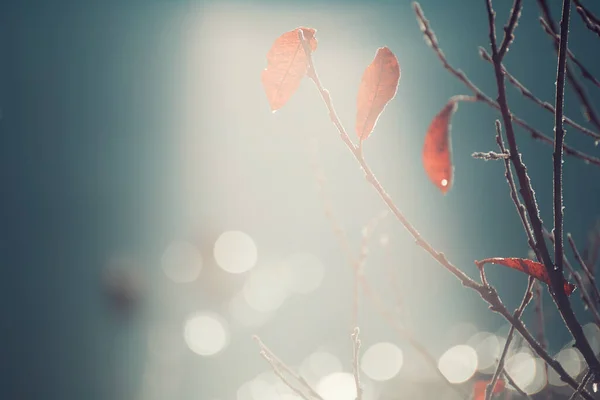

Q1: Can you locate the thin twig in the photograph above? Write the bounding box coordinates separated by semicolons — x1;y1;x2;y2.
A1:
479;48;600;141
573;0;600;38
569;233;600;306
574;0;600;25
298;21;595;399
569;370;593;400
495;120;537;256
351;328;362;400
498;0;523;59
502;370;534;400
545;228;600;322
472;150;511;160
539;18;600;90
553;0;571;317
253;336;325;400
485;277;535;400
537;0;600;133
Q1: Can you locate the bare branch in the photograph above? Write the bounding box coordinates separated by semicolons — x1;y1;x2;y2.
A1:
472;150;511;160
573;0;600;38
253;336;324;400
498;0;523;58
539;18;600;90
479;48;600;141
351;328;363;400
537;0;600;133
569;233;600;307
485;277;534;400
569;370;593;400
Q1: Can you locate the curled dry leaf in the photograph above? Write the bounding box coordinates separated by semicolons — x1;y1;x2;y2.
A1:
422;99;458;194
261;27;318;112
475;257;576;296
356;47;400;141
473;379;505;400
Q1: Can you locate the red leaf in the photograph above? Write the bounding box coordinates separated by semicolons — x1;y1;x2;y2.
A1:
355;47;400;140
473;379;505;400
475;257;577;296
422;99;458;194
261;27;318;112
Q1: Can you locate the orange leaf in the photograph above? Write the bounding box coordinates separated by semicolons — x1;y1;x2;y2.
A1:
475;257;576;296
261;27;318;112
422;99;458;194
473;379;505;400
355;47;400;140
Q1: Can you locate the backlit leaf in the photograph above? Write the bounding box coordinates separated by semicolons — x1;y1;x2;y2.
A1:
423;99;458;194
355;47;400;140
261;27;318;112
473;379;505;400
475;257;576;296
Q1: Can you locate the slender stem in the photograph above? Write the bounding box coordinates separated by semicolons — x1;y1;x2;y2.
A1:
553;0;571;308
485;277;534;400
498;0;523;58
502;370;534;399
351;328;362;400
539;18;600;90
537;0;600;133
569;233;600;303
569;370;592;400
479;48;600;141
253;336;325;400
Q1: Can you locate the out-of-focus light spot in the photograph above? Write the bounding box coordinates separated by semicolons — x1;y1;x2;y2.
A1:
584;322;600;355
183;312;229;356
286;253;325;294
214;230;257;273
229;292;272;327
523;357;547;395
147;325;185;363
243;262;292;312
317;372;356;400
549;348;583;386
467;332;500;373
505;351;536;390
438;345;478;384
161;241;203;283
441;179;448;187
361;342;403;381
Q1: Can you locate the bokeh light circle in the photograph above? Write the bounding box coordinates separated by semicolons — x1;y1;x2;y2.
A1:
317;372;356;400
361;342;403;381
505;351;536;391
214;230;257;273
438;345;478;384
183;312;229;356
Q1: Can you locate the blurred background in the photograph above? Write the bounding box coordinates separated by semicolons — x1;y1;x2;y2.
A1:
2;0;600;399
